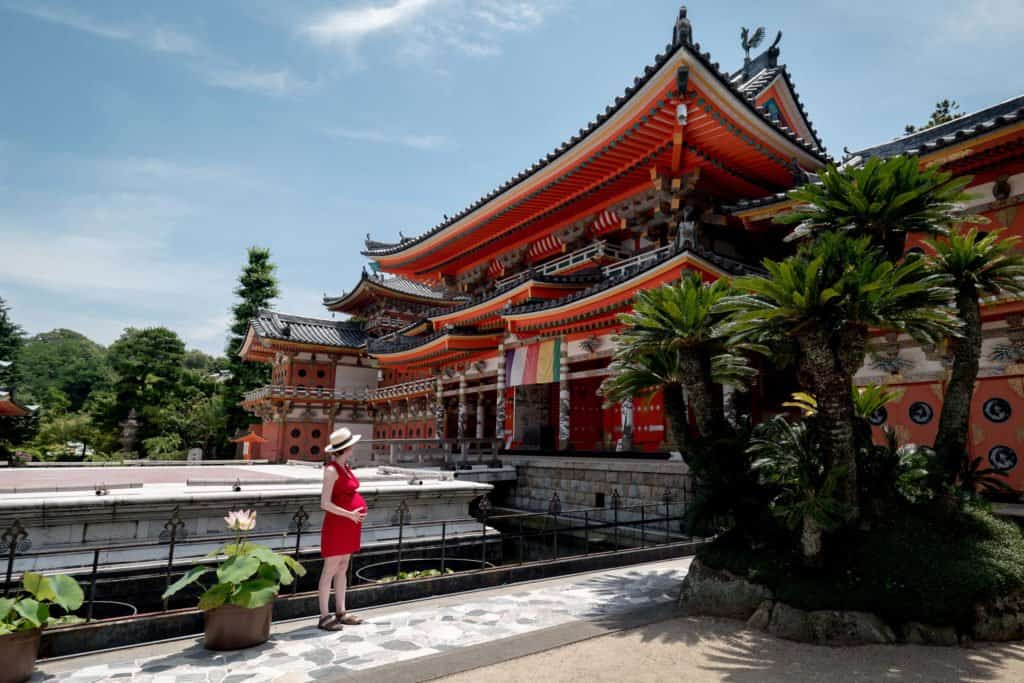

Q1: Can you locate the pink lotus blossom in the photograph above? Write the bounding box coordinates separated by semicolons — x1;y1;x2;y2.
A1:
224;509;257;531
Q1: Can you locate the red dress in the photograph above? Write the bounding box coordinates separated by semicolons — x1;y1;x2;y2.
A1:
320;462;366;557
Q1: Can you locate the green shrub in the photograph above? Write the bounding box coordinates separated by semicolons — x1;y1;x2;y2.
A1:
698;504;1024;628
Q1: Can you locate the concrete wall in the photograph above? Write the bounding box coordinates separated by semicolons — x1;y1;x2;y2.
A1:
498;455;692;522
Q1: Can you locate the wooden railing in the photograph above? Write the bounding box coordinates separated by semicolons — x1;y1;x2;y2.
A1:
600;244;675;281
495;240;632;290
369;378;436;401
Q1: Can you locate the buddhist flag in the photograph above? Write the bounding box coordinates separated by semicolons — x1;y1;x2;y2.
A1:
506;339;561;387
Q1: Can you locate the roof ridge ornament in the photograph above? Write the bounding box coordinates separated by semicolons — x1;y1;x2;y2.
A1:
673;5;692;46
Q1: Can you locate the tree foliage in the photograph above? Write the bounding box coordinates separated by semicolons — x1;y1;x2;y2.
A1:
16;329;109;410
905;99;963;135
223;247;279;437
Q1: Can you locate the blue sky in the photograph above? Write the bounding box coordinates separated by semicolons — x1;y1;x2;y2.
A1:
2;0;1023;354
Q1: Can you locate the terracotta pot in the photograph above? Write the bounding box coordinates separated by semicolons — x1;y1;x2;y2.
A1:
203;602;273;651
0;628;41;683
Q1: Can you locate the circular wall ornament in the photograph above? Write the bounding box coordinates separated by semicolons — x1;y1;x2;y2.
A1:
909;402;933;425
869;407;888;426
983;398;1012;423
988;445;1018;472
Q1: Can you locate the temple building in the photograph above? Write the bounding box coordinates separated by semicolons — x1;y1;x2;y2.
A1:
239;6;1024;490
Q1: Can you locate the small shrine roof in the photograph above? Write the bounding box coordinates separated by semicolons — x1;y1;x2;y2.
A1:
362;12;827;262
849;94;1024;161
249;310;367;350
323;273;464;312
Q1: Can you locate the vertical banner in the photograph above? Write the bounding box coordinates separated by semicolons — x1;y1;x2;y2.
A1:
505;339;561;387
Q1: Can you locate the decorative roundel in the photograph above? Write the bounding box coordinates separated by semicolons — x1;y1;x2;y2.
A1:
908;402;934;425
289;445;300;456
868;407;888;426
312;429;322;439
988;445;1018;472
290;428;301;439
983;398;1012;424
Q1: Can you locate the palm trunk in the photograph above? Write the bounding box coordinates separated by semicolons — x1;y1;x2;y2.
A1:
662;383;690;455
935;285;981;485
799;333;860;521
680;354;721;439
801;514;824;567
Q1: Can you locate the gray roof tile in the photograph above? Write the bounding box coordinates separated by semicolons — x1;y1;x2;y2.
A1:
250;310;367;349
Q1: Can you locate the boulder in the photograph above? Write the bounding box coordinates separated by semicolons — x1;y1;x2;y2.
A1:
901;622;958;646
746;600;774;631
808;610;896;646
679;559;773;620
767;602;812;642
973;591;1024;642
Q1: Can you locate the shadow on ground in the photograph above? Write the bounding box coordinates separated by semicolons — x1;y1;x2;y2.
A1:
575;570;1024;682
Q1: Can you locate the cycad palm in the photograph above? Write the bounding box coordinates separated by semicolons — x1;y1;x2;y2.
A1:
602;273;754;447
777;157;975;261
717;232;958;517
928;229;1024;482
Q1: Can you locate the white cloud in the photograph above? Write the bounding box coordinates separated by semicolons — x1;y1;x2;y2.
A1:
938;0;1024;40
303;0;564;62
325;127;449;150
4;3;310;96
305;0;438;43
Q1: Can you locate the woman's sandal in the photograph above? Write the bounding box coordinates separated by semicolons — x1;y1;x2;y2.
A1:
336;612;364;625
317;614;345;631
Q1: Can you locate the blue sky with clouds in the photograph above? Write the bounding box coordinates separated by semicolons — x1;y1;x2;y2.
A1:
2;0;1023;354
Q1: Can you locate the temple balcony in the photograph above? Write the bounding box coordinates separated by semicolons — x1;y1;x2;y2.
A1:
369;377;437;402
242;384;370;404
495;240;632;291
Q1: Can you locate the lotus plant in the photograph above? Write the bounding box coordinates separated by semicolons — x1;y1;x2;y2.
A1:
0;572;84;635
162;509;306;611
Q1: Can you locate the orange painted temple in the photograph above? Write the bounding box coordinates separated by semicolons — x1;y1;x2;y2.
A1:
239;6;1024;490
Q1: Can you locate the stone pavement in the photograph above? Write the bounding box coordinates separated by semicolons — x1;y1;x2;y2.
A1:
35;557;692;683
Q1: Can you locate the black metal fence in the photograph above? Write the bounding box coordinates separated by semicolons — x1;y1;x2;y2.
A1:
1;489;694;623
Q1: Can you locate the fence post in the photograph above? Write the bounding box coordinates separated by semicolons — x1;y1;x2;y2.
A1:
584;510;590;556
663;489;672;544
161;506;185;610
478;495;491;566
291;505;309;594
2;520;29;597
440;521;447;573
640;504;646;549
548;492;561;561
395;500;409;576
86;549;100;622
611;489;621;549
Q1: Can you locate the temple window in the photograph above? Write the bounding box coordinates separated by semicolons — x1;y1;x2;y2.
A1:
291;428;301;438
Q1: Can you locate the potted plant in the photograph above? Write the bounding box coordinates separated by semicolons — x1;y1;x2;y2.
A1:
0;572;84;683
161;509;306;651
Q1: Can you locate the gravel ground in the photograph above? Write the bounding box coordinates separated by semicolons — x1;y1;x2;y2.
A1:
438;615;1024;683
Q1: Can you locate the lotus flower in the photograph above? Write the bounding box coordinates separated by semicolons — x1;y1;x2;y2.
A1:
224;509;257;531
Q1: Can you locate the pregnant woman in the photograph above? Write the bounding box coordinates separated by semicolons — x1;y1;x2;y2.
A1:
317;427;368;631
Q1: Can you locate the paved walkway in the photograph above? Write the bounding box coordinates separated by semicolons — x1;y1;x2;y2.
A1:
35;558;691;683
440;614;1024;683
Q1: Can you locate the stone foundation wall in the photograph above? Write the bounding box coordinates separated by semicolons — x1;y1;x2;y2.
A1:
499;455;692;521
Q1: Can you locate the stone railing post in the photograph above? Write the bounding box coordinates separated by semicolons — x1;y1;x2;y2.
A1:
617;397;634;452
457;373;467;440
496;343;506;443
558;337;570;450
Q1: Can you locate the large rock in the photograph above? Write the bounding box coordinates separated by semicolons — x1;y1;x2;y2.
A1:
972;590;1024;642
901;622;958;646
767;602;812;642
746;600;774;631
808;610;896;646
679;559;773;620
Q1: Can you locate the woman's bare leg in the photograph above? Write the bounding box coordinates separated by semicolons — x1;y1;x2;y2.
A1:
319;556;342;617
333;554;351;615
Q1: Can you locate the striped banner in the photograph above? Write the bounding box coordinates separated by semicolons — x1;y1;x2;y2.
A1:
527;233;563;262
505;339;561;387
591;209;625;236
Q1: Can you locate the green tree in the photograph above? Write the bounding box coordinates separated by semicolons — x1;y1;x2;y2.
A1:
717;233;959;519
600;273;754;446
16;329;109;410
905;99;963;135
0;297;36;452
104;327;187;447
777;158;975;262
33;412;99;459
223;247;279;438
928;229;1024;483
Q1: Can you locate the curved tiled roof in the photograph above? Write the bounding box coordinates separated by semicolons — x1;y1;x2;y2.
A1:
250;310;367;349
363;24;828;260
850;94;1024;161
323;273;465;309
